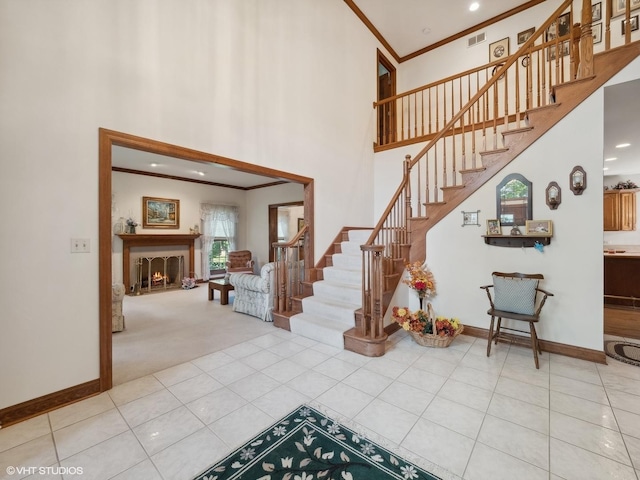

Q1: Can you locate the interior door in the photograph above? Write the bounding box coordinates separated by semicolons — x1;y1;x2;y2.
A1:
377;51;396;145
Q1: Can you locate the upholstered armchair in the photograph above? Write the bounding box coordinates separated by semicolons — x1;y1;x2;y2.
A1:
229;262;275;321
226;250;255;275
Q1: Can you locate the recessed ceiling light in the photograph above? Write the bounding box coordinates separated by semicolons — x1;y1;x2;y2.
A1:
605;157;617;162
196;171;205;176
616;143;631;148
603;167;609;171
150;163;159;167
469;2;480;12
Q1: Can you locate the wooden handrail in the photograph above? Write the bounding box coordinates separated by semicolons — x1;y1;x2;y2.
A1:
360;0;593;352
273;225;307;314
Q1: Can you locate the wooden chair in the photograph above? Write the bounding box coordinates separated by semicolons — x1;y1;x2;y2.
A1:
480;272;554;369
226;250;255;275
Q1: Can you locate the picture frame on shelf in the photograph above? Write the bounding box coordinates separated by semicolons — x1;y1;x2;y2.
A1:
592;23;603;44
142;196;180;229
592;2;602;22
546;12;570;42
297;217;305;232
489;37;509;62
612;0;640;18
525;220;553;236
487;219;502;235
622;15;639;34
517;27;535;44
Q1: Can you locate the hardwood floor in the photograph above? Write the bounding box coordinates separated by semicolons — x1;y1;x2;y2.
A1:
604;305;640;339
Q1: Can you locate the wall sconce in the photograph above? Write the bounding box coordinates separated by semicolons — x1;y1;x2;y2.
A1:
570;166;587;195
546;181;561;210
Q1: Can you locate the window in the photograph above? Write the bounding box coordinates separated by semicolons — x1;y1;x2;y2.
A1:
200;204;238;280
209;238;230;275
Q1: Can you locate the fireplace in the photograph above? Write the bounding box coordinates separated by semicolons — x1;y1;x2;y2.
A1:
135;255;184;292
117;233;200;294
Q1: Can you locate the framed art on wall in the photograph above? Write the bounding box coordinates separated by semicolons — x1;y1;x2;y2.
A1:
142;196;180;229
489;37;509;62
592;23;603;43
592;2;602;22
517;27;535;44
546;12;570;41
622;15;639;34
613;0;640;17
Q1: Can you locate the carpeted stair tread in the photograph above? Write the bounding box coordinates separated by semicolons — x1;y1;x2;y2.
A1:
301;296;360;323
330;253;361;270
290;313;354;349
311;280;361;304
322;266;361;285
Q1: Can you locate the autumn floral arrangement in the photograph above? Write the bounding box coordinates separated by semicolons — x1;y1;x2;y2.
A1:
392;306;461;337
402;261;436;306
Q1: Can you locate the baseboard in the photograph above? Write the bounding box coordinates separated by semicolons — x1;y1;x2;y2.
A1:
461;325;607;364
0;379;101;428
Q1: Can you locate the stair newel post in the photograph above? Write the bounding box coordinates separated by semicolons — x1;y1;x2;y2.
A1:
579;0;594;78
274;245;287;313
361;244;385;339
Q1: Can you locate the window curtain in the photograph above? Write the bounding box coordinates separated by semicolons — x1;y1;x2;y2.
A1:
200;204;238;281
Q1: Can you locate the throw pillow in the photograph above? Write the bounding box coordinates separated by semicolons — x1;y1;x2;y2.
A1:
492;275;538;315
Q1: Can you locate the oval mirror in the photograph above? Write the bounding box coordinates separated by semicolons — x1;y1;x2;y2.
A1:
496;173;532;226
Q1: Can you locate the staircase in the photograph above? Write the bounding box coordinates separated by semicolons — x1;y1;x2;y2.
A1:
272;0;640;356
289;229;372;349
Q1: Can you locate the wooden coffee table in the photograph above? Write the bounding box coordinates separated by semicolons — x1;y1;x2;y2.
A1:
208;279;234;305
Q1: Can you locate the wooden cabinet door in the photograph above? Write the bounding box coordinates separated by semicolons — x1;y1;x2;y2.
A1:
620;191;637;231
604;191;620;231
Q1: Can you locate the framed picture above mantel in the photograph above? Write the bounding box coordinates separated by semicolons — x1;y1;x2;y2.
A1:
142;196;180;229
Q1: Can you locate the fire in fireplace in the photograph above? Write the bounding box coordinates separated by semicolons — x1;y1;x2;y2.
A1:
135;255;184;293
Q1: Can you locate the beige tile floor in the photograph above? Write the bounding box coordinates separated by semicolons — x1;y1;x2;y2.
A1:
2;328;640;480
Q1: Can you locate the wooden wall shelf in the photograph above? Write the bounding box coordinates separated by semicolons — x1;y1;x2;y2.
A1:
482;235;552;248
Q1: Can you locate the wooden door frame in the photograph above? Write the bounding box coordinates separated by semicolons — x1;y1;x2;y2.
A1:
268;202;305;262
377;50;396;145
98;128;314;391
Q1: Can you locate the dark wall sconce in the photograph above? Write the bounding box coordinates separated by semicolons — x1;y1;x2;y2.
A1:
570;166;587;195
546;181;561;210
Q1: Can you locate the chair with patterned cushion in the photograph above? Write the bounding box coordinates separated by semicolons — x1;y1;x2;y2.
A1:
480;272;554;369
226;250;255;275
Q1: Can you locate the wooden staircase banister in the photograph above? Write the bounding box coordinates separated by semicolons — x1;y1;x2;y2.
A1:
357;0;604;356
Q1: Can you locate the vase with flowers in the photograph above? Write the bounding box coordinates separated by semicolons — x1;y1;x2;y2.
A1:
125;218;139;234
402;261;436;309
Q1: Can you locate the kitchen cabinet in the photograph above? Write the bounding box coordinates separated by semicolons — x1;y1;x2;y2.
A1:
604;190;637;231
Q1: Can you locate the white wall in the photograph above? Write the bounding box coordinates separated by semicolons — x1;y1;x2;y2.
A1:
245;183;305;267
603;173;640;246
0;0;378;409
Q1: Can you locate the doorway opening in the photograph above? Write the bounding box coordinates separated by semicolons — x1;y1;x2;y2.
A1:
377;50;396;146
268;202;304;262
99;128;314;391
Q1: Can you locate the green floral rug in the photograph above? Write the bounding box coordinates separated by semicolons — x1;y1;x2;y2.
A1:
194;405;441;480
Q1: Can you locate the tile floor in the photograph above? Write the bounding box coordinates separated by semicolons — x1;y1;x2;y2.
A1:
1;331;640;480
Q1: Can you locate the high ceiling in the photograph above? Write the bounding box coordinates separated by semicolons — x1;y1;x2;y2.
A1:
112;1;640;183
350;0;531;58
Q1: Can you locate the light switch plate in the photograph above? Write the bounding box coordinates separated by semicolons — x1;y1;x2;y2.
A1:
71;238;90;253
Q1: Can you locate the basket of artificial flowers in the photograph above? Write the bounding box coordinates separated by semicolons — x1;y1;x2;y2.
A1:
392;304;463;348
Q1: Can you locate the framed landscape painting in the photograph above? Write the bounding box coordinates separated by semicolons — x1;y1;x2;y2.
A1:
142;196;180;229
